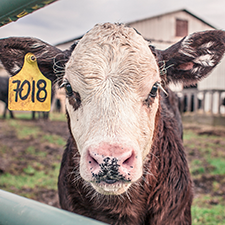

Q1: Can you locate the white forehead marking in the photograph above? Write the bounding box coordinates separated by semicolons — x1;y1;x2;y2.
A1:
65;23;160;100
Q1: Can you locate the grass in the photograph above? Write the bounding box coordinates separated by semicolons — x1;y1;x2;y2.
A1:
190;159;205;176
0;163;60;198
0;114;66;199
1;118;225;222
49;112;67;122
207;158;225;175
14;112;33;120
192;204;225;225
25;146;47;157
183;130;197;140
14;111;67;122
2;111;67;121
192;196;225;225
42;134;66;147
183;127;225;225
7;119;40;139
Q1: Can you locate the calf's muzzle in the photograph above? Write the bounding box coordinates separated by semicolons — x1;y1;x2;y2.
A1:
86;143;139;184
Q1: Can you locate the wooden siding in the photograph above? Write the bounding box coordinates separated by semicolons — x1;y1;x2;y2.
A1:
128;10;214;50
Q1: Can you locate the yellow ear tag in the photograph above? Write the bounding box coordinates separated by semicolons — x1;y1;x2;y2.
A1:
8;53;51;111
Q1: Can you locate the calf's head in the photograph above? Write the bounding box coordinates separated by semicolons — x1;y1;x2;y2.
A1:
0;23;225;195
64;24;161;194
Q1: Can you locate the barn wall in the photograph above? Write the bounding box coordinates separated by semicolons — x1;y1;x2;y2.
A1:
128;11;214;50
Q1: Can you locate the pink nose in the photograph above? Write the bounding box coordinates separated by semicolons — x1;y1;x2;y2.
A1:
87;144;136;183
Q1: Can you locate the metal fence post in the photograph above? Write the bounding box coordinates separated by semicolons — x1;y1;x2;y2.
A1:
0;189;108;225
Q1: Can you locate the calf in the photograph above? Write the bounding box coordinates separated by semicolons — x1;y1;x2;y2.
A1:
0;76;14;118
0;23;225;225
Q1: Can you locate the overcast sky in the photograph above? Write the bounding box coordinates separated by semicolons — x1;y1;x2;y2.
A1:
0;0;225;45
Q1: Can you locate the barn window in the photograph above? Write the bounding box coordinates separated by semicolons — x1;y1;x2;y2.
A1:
176;19;188;37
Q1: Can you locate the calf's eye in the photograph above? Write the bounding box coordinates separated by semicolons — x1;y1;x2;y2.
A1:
149;82;159;98
65;82;73;97
60;79;74;97
60;79;81;110
144;82;160;107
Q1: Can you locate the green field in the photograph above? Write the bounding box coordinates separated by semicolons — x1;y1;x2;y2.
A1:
184;125;225;224
0;113;67;205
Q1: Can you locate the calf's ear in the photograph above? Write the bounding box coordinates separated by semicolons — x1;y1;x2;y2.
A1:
0;37;75;83
158;30;225;85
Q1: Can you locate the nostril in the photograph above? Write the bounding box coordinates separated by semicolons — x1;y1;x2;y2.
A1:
89;155;98;166
123;157;131;165
122;151;135;168
87;151;101;174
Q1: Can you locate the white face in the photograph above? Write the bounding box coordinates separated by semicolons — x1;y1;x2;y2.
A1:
64;23;160;195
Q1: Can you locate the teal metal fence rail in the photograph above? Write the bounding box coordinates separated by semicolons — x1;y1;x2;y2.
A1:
0;189;108;225
0;0;58;27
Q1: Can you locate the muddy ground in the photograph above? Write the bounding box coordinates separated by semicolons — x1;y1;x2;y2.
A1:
0;117;225;210
0;117;69;208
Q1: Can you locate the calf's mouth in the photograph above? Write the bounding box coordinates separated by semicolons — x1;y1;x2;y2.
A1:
90;157;132;195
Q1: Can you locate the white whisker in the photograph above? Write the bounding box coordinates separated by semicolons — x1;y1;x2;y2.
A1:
118;194;125;202
125;190;132;203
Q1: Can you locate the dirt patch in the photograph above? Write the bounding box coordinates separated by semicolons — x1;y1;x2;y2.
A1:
198;130;225;137
184;123;225;203
37;119;69;140
0;117;70;208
